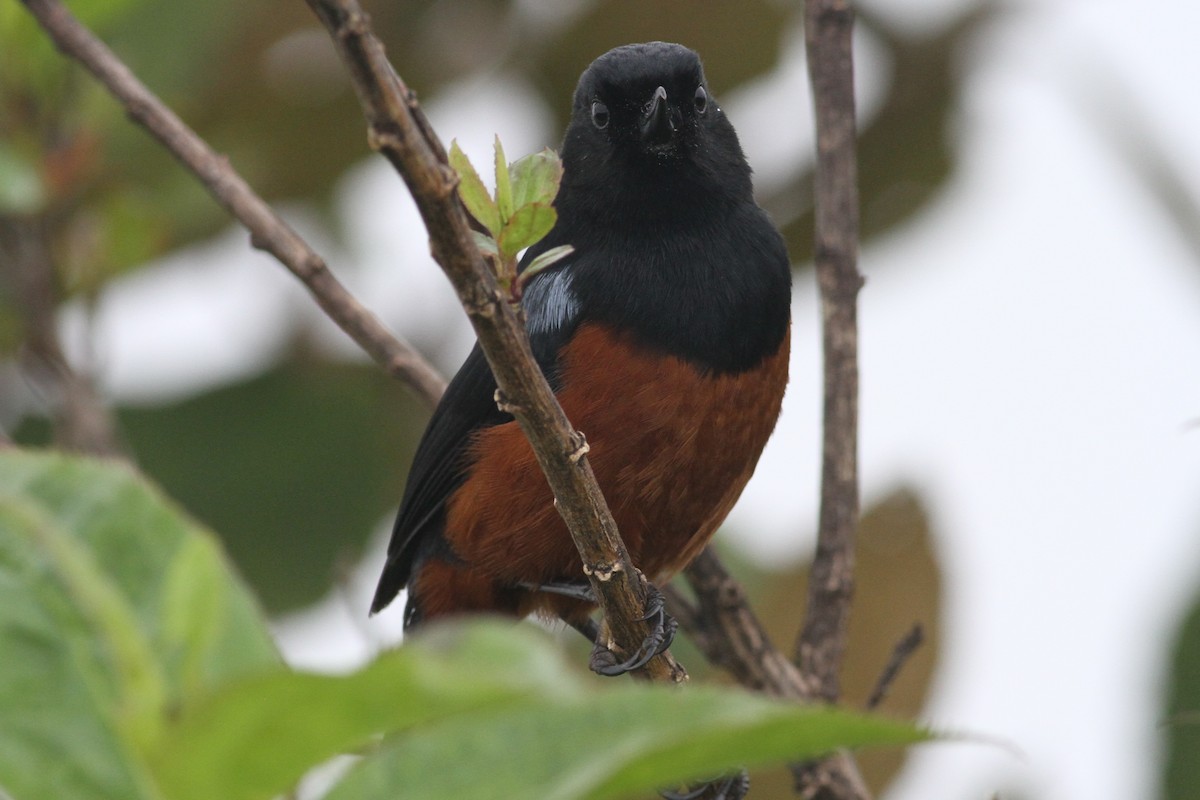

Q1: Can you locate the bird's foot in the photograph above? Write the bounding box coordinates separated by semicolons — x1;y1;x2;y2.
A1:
588;582;677;677
661;770;749;800
523;578;677;676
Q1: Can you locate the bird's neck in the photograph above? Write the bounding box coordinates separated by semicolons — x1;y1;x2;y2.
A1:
557;194;791;375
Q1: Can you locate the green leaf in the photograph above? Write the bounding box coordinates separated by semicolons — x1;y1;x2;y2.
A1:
494;135;514;221
0;499;152;800
0;450;278;800
522;244;575;285
510;148;564;210
498;203;557;262
144;624;578;800
326;681;929;800
449;140;501;236
160;535;232;699
8;496;168;750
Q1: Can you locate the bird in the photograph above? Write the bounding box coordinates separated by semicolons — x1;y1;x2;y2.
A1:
372;41;792;673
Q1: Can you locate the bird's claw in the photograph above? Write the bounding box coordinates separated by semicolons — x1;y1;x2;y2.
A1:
588;583;677;677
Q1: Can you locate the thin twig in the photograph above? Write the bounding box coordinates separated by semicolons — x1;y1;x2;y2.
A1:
796;0;864;707
866;623;924;710
304;0;684;683
793;0;866;797
17;0;446;411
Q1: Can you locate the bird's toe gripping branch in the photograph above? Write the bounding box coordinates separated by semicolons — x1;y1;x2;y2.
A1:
522;578;679;677
588;582;678;677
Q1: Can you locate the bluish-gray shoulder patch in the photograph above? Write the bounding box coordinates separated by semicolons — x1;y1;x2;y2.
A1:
524;267;579;335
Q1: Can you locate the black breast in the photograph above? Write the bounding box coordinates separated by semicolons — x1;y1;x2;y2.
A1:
566;200;792;375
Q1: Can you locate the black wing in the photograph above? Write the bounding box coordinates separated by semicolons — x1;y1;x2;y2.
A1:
370;253;582;614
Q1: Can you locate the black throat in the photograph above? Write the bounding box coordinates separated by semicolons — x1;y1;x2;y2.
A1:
543;160;791;376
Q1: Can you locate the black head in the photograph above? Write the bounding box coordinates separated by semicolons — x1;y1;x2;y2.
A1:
560;42;753;208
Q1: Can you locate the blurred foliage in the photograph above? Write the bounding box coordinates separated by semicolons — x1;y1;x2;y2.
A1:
1073;70;1200;274
1161;579;1200;800
116;357;429;613
15;354;428;613
524;0;789;129
0;450;930;800
0;450;278;800
769;4;994;260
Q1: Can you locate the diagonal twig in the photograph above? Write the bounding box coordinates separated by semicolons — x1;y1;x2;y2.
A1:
17;0;446;410
866;623;924;710
304;0;684;683
19;0;683;682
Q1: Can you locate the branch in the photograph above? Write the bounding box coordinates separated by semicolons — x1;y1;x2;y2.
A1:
796;0;863;706
794;0;867;797
674;548;814;699
866;623;924;710
304;0;684;682
17;0;446;411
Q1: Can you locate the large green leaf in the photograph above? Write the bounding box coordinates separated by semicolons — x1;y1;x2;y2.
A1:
144;614;927;800
144;624;577;800
0;450;278;800
128;592;922;800
0;499;150;800
326;680;927;800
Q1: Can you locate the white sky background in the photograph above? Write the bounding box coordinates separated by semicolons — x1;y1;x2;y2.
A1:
61;0;1200;798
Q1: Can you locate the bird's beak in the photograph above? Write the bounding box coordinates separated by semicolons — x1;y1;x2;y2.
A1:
640;85;674;146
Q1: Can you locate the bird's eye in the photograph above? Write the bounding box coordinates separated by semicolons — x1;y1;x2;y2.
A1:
591;101;609;129
694;86;708;114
